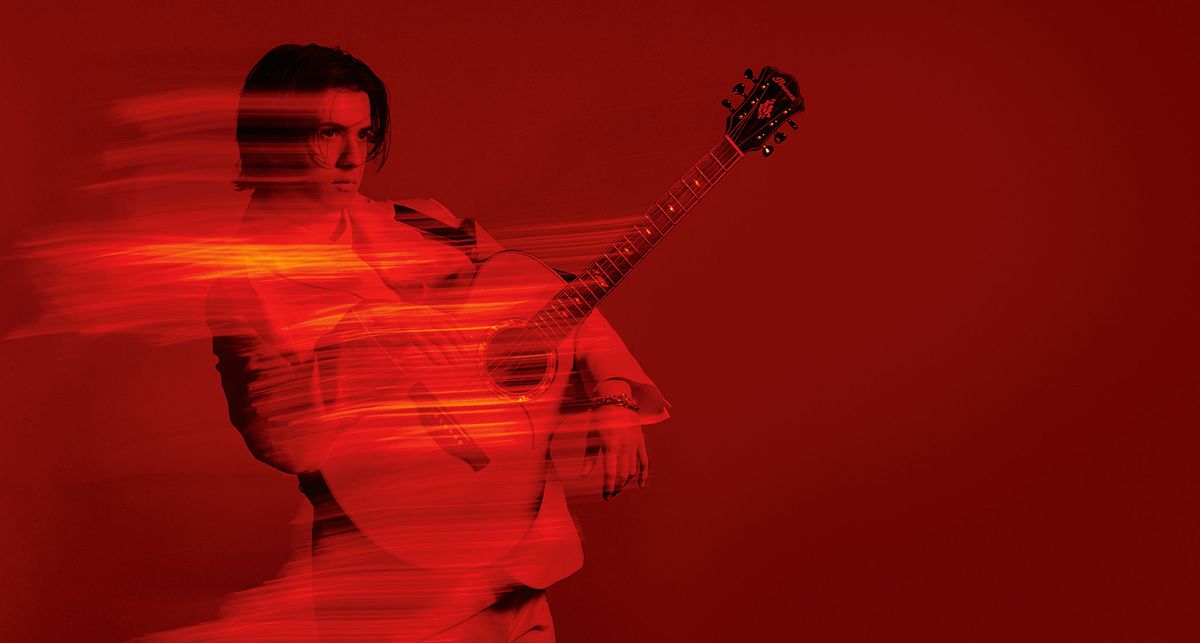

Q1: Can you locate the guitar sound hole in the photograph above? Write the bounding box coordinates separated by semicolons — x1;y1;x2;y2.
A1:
484;326;555;397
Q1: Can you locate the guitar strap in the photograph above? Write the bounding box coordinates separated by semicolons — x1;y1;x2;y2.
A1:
393;203;478;260
393;203;578;282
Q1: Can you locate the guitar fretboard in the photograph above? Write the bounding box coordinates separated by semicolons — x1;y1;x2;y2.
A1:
527;136;744;344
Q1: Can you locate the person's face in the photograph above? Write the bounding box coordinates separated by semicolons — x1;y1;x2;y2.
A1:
290;89;375;211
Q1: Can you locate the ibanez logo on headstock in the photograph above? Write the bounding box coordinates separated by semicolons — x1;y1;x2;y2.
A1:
723;66;805;157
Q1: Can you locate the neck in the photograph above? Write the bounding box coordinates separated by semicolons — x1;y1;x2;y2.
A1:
245;189;348;241
525;135;744;345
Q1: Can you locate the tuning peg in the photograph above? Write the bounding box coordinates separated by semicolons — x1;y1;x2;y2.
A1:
743;68;756;81
761;145;774;158
787;119;798;130
721;98;734;111
774;132;787;144
732;82;745;95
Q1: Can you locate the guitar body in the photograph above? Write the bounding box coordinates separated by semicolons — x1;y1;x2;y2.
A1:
317;63;805;574
319;250;577;571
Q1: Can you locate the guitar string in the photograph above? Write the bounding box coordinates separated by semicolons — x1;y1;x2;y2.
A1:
488;134;744;374
488;140;733;371
485;136;745;387
479;76;791;383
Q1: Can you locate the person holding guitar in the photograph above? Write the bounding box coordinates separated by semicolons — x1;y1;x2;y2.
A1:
202;43;670;641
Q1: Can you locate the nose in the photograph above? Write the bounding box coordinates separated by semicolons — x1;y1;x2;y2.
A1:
337;135;368;169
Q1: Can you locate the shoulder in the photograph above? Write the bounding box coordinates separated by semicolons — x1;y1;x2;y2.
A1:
392;196;461;227
353;193;507;256
350;193;460;225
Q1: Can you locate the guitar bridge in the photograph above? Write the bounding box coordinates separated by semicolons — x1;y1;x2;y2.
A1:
408;382;490;472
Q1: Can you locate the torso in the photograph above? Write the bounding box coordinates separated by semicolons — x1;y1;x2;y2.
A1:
233;201;476;361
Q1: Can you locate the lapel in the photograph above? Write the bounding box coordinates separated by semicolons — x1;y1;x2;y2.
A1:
345;195;502;299
389;196;506;262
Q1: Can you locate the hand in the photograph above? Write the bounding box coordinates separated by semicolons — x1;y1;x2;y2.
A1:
403;306;474;367
580;405;648;500
340;299;474;368
379;282;473;367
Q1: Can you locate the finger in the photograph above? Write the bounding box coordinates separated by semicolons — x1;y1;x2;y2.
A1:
415;336;449;366
453;333;474;362
437;330;469;363
581;431;601;477
627;452;638;487
581;444;599;478
410;337;440;365
453;327;474;352
409;334;432;361
604;448;617;500
637;442;649;488
615;451;630;496
434;329;471;364
422;333;453;365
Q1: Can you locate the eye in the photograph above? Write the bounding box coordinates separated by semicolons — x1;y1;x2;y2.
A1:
318;127;338;139
358;128;375;141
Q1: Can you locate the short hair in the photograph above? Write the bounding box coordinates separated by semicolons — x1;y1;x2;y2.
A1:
234;43;390;191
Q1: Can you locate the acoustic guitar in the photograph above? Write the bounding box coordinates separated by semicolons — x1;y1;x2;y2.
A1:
320;66;805;573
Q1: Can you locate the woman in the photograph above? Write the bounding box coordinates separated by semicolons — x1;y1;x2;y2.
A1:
199;43;668;641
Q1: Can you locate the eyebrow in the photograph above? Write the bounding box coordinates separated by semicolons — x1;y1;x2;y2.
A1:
317;119;373;129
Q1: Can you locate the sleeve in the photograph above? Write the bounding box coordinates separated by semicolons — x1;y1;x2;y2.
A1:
390;197;671;425
572;309;671;425
468;208;670;425
206;279;344;474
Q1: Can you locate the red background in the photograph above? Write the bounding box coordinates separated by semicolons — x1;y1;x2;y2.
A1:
2;1;1197;640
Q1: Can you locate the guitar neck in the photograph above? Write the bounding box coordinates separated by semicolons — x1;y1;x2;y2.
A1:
527;135;745;344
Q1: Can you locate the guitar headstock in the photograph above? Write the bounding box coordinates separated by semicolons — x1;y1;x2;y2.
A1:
723;66;805;157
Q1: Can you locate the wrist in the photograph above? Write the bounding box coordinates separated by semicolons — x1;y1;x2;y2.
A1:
590;392;640;413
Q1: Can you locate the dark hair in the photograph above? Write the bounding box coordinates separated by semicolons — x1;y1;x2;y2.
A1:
234;43;390;190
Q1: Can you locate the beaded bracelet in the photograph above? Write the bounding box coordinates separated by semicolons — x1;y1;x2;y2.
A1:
591;393;640;412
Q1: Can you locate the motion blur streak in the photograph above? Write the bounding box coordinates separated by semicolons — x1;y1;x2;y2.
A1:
6;90;640;640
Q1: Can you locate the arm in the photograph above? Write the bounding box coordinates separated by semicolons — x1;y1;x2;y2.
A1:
381;199;672;495
573;309;671;425
206;279;343;475
571;309;671;499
